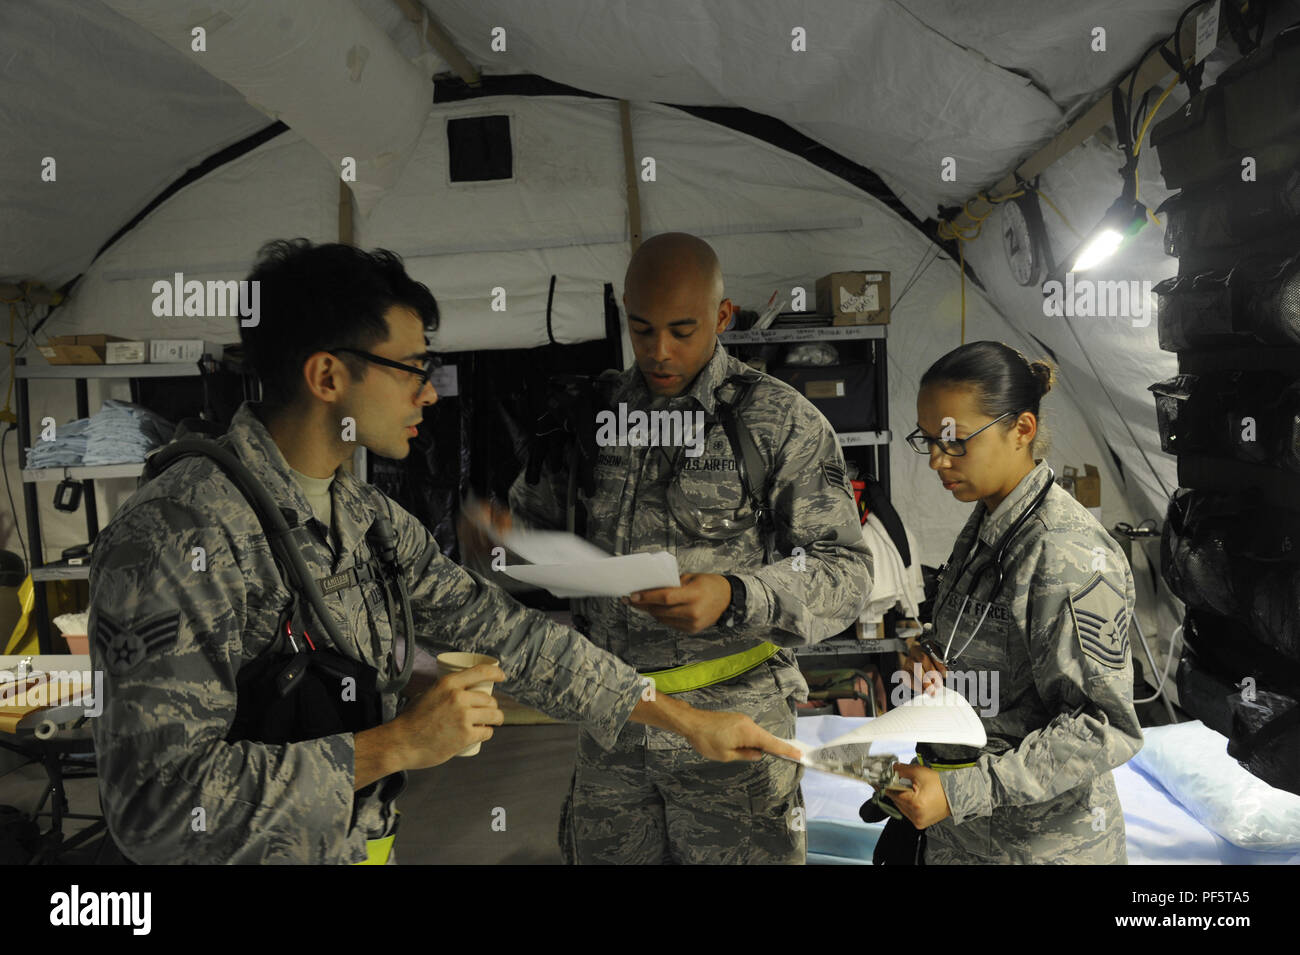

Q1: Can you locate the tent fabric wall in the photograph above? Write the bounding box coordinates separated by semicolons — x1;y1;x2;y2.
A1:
42;133;339;344
101;0;434;217
0;0;270;285
15;131;340;560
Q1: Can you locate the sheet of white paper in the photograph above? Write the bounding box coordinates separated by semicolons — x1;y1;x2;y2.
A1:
460;492;612;564
499;527;610;565
786;738;820;764
781;685;986;766
503;551;680;597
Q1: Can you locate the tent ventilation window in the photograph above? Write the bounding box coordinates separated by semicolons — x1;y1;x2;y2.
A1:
446;115;513;182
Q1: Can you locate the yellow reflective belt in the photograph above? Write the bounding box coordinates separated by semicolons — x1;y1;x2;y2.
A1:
916;753;977;772
640;642;780;695
355;832;396;865
354;810;399;865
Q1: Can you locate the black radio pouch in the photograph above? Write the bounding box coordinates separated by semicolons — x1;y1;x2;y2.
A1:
224;601;401;827
225;606;384;747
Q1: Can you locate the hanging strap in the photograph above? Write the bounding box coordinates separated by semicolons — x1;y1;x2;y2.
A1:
544;274;558;345
714;372;771;530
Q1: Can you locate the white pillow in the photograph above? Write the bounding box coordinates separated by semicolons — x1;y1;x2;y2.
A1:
1131;720;1300;851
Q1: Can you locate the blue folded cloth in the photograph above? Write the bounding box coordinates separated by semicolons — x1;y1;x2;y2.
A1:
24;417;90;469
82;399;175;465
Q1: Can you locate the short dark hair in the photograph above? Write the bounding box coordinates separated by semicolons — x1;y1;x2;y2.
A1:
239;239;439;411
920;340;1056;454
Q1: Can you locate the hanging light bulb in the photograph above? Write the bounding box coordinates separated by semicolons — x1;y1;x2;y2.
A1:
1069;196;1150;272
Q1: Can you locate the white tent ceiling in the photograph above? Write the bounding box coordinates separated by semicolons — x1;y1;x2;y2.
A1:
0;0;1245;286
408;0;1203;220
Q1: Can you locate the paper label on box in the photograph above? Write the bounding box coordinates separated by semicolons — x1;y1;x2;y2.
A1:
151;340;205;362
105;342;147;364
1195;2;1220;65
839;285;879;313
806;380;845;399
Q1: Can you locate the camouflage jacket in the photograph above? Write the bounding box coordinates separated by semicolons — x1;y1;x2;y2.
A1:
88;401;645;864
508;344;873;751
922;461;1144;864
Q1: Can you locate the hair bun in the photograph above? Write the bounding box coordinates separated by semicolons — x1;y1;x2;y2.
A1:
1029;360;1056;397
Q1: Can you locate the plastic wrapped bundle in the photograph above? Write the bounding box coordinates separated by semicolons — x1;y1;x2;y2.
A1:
1162;489;1300;658
1228;688;1300;798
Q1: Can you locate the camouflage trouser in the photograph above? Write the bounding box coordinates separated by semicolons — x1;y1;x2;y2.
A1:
558;697;805;864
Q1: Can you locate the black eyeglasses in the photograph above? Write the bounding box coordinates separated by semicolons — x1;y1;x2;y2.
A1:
905;411;1019;457
330;348;442;388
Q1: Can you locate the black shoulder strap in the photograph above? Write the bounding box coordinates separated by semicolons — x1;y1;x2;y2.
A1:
714;372;771;527
144;438;309;591
143;441;374;663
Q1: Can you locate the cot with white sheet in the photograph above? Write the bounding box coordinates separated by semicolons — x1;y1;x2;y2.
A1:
797;715;1300;864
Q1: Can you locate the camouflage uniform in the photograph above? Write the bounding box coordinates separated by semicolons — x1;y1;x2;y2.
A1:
87;401;646;864
922;460;1143;864
509;343;873;864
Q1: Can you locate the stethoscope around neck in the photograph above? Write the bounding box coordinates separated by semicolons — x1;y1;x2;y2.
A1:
940;466;1056;664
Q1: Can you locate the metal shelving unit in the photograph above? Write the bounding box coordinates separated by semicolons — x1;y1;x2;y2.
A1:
720;320;891;500
22;463;145;483
14;357;203;652
720;324;887;344
722;320;896;661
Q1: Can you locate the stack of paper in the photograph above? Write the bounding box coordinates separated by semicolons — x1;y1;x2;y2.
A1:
498;526;680;598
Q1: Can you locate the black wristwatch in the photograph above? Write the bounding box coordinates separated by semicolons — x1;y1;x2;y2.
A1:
720;574;747;628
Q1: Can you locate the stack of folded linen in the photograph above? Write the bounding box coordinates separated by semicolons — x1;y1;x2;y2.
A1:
24;400;175;469
82;399;176;465
24;417;91;469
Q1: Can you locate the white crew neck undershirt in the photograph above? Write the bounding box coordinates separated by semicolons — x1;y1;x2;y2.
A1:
289;466;335;533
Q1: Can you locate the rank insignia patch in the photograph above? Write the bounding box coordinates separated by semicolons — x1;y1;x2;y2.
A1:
820;461;851;497
94;608;180;676
1069;574;1130;669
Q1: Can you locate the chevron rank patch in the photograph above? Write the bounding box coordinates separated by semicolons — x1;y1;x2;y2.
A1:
820;461;852;497
1069;574;1130;669
94;608;180;676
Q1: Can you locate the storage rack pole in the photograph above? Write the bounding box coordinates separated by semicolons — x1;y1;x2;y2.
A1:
14;357;53;653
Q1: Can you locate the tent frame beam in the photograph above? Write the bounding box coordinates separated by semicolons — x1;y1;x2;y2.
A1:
619;101;642;252
392;0;481;87
952;15;1204;228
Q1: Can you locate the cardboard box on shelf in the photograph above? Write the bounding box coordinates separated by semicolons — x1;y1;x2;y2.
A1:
1060;464;1103;520
37;334;129;365
854;620;886;640
815;271;891;326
